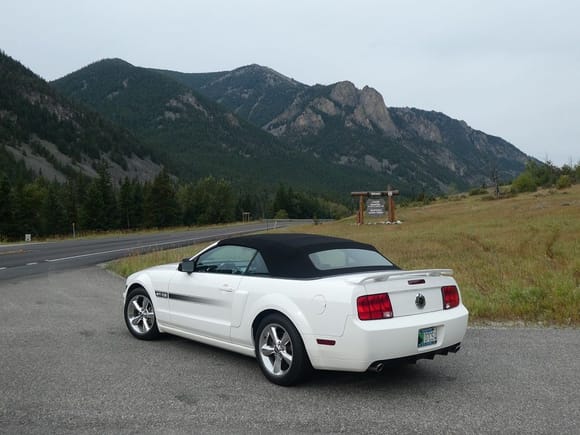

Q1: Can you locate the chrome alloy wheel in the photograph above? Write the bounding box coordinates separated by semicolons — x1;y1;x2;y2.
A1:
126;293;156;335
258;323;294;377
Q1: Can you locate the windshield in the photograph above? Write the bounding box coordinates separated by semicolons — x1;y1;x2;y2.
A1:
308;248;394;271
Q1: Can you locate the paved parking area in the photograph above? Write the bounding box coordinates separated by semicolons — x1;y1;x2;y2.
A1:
0;267;578;434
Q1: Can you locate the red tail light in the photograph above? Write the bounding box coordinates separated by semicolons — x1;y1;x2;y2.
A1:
441;285;460;309
357;293;393;320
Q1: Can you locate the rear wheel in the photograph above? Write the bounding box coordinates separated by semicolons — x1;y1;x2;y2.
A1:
124;287;160;340
255;314;311;386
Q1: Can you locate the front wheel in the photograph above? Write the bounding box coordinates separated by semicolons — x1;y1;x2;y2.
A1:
255;314;311;386
124;287;160;340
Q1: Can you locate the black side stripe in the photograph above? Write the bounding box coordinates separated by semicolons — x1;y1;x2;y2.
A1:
167;292;228;307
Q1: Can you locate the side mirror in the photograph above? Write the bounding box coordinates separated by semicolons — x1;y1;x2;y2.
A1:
178;259;195;273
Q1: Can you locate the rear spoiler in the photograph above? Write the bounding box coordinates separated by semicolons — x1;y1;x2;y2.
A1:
357;269;454;285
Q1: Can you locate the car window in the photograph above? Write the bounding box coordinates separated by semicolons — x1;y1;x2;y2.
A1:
195;245;257;274
246;252;270;276
308;248;393;271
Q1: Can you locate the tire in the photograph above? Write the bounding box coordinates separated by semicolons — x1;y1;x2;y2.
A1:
124;287;160;340
255;314;311;386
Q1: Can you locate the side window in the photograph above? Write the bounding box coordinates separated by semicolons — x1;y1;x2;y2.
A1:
246;252;270;276
194;245;257;274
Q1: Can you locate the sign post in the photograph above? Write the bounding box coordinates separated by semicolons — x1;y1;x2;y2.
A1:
351;187;400;225
387;185;399;223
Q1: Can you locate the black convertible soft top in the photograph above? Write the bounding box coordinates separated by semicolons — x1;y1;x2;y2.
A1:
217;233;398;279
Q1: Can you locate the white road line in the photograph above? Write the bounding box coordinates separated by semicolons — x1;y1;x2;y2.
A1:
46;241;198;262
26;262;38;266
45;228;249;263
0;267;6;271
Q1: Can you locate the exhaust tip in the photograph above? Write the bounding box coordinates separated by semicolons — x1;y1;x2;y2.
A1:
368;362;384;373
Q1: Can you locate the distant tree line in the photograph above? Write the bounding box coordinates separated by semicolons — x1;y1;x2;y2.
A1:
511;160;580;193
0;164;350;241
271;184;349;220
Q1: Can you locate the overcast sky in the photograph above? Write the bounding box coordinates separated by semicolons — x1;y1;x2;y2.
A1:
2;0;579;165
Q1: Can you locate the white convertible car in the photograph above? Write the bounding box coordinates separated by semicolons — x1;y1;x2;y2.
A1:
123;233;468;385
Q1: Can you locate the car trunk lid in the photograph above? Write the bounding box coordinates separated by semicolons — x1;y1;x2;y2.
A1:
360;269;455;317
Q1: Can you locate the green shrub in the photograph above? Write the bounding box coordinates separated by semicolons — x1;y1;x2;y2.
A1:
556;175;572;190
512;172;537;193
469;187;488;196
273;209;289;219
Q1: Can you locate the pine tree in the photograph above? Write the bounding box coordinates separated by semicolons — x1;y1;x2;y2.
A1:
81;179;106;230
177;183;197;226
131;180;145;229
41;182;67;235
144;168;180;228
12;179;47;237
193;176;235;224
96;164;118;230
0;175;14;238
119;178;133;229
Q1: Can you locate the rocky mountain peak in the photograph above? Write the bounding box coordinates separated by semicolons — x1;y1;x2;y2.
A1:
390;107;443;143
329;81;359;107
263;80;400;138
326;82;398;136
357;85;398;136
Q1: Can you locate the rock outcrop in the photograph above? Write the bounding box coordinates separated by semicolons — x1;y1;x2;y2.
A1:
265;81;399;138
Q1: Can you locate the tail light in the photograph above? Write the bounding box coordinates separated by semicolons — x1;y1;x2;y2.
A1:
441;285;460;309
357;293;393;320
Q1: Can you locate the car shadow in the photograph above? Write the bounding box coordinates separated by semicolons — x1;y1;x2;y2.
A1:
166;334;459;390
307;362;453;387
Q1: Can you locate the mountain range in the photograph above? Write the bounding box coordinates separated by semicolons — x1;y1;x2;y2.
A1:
156;64;529;191
51;59;380;194
1;50;532;197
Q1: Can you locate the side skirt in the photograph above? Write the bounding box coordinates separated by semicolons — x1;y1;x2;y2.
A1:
157;321;255;358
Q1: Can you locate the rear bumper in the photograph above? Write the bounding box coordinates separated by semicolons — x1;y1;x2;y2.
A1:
304;305;469;372
373;342;462;366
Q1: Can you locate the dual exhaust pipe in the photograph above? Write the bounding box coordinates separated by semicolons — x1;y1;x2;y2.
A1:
367;342;463;373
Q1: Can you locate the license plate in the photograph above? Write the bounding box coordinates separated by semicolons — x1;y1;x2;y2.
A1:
418;327;437;347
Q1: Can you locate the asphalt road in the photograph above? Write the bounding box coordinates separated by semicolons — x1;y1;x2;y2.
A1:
0;267;578;434
0;221;294;282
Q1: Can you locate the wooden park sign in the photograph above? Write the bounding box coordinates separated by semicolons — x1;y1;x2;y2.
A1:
351;186;400;225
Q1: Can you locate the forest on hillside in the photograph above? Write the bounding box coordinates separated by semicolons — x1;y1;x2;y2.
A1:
0;162;350;241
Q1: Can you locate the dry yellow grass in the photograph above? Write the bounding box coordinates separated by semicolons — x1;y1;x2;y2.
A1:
108;245;208;278
109;185;580;325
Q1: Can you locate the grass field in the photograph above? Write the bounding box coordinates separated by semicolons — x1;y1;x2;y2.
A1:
108;185;580;326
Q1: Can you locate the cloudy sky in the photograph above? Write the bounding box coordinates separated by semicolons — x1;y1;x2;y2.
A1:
2;0;579;165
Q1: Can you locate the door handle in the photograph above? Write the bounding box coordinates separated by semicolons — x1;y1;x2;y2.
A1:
220;284;233;292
